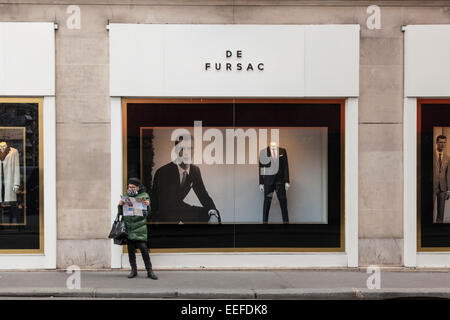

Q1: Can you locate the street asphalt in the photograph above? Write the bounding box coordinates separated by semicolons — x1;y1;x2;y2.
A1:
0;269;450;299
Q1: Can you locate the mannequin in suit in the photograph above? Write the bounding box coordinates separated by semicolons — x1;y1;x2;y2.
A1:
0;141;20;203
259;141;290;224
0;141;21;224
151;136;221;224
434;135;450;223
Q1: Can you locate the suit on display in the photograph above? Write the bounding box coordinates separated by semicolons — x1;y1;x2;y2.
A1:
434;149;450;223
151;162;221;224
259;145;290;224
0;142;20;203
0;142;21;224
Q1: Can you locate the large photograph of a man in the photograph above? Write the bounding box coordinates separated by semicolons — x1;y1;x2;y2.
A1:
141;126;328;224
433;127;450;223
150;135;221;224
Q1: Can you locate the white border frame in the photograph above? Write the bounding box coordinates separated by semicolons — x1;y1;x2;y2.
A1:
0;22;56;269
0;97;57;269
346;97;359;267
403;24;450;267
403;97;417;267
110;97;358;269
111;97;123;268
404;98;450;268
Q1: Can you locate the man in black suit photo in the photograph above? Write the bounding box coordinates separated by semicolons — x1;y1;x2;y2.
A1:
151;135;221;224
259;141;290;224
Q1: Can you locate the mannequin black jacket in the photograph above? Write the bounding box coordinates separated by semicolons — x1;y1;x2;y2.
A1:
258;147;290;185
151;162;219;222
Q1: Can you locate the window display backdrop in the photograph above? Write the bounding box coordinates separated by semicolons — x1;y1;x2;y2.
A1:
419;101;450;250
0;101;42;251
143;127;327;224
125;100;344;250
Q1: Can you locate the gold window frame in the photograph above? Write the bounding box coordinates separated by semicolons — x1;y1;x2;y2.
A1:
0;98;44;254
122;98;345;253
417;99;450;252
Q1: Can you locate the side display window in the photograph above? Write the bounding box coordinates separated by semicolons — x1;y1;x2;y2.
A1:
0;99;42;253
125;100;344;252
419;100;450;250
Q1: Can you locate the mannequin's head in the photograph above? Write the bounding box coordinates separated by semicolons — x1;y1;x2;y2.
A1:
0;141;7;153
269;141;277;150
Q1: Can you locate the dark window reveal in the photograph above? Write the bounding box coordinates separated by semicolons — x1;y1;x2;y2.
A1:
125;100;344;251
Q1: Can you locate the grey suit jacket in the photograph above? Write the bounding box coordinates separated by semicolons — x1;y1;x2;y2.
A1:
434;152;450;193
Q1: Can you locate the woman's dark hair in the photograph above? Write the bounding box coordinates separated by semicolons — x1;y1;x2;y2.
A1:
127;177;147;193
127;177;141;186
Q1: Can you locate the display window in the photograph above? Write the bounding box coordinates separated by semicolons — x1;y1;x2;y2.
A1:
0;98;43;253
418;99;450;251
124;99;344;252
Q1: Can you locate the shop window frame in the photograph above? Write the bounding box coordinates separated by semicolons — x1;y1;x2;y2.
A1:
121;98;346;254
0;97;44;254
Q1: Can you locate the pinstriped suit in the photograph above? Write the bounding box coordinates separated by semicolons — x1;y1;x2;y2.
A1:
434;150;450;223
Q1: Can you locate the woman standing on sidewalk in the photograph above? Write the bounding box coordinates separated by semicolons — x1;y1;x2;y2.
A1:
119;178;158;280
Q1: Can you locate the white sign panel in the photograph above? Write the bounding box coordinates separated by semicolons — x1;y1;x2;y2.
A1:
0;23;55;96
405;25;450;97
110;24;359;97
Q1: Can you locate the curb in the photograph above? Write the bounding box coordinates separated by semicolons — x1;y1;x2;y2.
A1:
95;288;177;299
177;289;255;299
357;288;450;300
0;288;449;299
0;288;95;298
254;288;358;300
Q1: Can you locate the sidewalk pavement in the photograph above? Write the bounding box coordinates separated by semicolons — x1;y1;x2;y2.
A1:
1;269;450;299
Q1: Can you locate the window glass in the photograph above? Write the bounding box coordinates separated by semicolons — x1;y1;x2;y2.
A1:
419;102;450;249
0;101;42;252
126;101;343;250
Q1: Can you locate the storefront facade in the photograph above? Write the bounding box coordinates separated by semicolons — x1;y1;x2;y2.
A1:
0;22;56;269
109;24;359;268
0;1;449;269
403;25;450;267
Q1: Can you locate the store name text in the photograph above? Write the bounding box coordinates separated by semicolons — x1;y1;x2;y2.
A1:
205;50;264;72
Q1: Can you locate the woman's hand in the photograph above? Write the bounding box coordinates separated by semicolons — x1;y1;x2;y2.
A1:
139;197;150;206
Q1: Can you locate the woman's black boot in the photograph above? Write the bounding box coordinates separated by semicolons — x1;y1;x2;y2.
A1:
141;245;157;280
127;241;138;278
147;270;158;280
128;268;138;278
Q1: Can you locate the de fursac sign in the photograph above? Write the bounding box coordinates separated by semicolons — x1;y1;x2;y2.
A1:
205;50;264;72
109;24;359;97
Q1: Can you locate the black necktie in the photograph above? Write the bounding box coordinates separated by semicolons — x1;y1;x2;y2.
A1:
181;170;187;187
439;153;443;172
